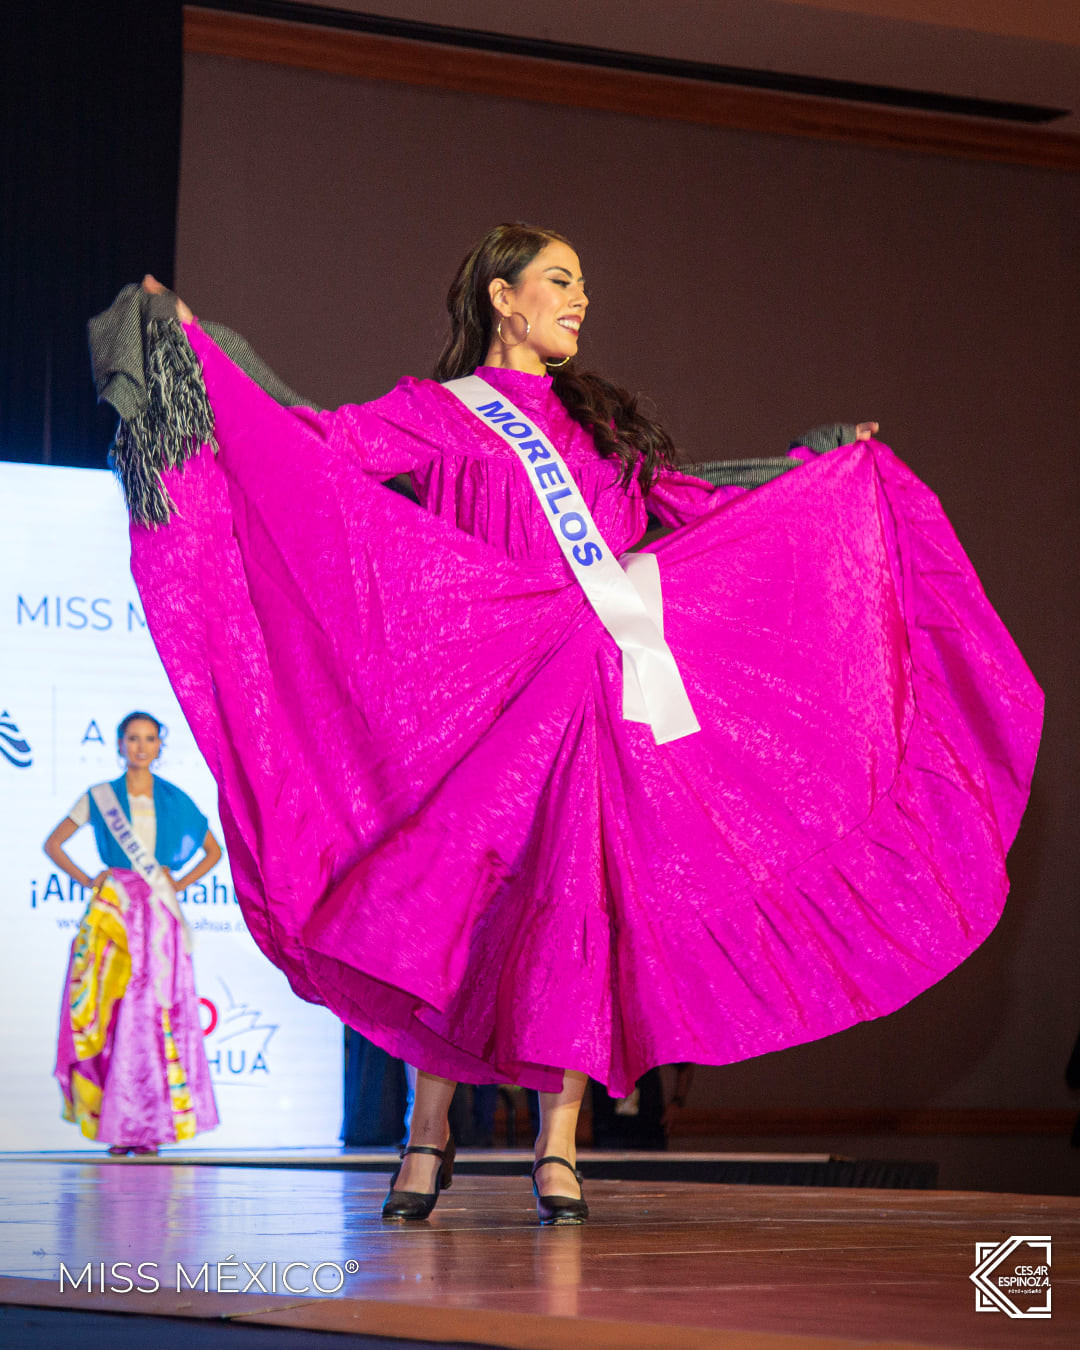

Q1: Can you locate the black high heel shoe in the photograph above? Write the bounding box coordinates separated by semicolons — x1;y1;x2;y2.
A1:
532;1155;588;1226
381;1138;456;1221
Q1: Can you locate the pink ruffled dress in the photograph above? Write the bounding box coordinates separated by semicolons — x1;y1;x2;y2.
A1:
128;327;1042;1095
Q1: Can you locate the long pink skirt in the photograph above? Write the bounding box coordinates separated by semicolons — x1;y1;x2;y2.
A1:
127;334;1042;1095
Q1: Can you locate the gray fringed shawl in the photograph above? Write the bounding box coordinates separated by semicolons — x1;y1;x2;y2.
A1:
88;284;313;524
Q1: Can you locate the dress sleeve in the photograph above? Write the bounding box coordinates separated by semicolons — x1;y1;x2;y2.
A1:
288;390;443;481
67;793;90;828
646;466;743;528
666;427;853;522
185;322;441;482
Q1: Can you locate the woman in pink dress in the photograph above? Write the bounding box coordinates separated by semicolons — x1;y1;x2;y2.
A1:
103;223;1040;1220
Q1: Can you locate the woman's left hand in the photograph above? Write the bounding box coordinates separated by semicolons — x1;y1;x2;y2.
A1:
142;274;194;325
854;421;880;441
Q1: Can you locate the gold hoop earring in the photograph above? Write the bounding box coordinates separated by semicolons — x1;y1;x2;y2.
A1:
545;355;571;368
496;314;530;346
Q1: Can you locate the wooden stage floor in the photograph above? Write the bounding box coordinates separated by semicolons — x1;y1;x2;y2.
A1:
1;1155;1076;1349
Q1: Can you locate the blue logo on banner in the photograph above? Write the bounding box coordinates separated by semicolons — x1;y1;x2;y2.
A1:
0;710;32;768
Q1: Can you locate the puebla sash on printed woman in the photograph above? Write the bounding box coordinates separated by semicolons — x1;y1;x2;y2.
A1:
443;374;700;745
89;781;193;961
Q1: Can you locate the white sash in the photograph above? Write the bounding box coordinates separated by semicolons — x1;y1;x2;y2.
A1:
90;782;193;957
443;375;700;744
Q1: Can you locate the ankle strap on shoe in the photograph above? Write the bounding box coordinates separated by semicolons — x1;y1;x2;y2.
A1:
532;1154;582;1181
401;1143;447;1160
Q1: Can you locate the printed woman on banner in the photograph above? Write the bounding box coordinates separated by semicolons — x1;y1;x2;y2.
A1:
45;711;222;1154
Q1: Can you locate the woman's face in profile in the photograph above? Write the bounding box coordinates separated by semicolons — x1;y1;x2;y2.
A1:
119;719;161;770
497;240;589;365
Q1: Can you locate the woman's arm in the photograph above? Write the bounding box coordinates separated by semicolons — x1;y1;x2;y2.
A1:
790;420;879;453
168;829;224;894
644;468;733;531
647;418;883;533
142;276;435;483
43;817;106;892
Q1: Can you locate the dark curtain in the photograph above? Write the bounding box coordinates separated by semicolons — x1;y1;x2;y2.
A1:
0;3;183;468
341;1028;409;1147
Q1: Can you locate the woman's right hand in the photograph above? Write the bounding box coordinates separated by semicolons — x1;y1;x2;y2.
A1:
90;869;111;895
142;274;193;325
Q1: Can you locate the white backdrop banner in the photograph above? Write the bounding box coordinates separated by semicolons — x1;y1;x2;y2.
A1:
0;462;343;1149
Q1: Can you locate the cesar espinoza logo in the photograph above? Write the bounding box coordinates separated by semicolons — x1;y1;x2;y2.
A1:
0;710;32;768
971;1236;1051;1318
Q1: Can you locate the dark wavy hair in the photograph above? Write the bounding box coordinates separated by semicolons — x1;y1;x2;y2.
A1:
116;710;164;743
433;223;677;492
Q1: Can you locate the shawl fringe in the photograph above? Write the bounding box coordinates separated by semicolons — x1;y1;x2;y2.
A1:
108;318;216;526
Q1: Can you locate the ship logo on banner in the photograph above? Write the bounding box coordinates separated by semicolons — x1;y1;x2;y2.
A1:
201;980;279;1081
0;710;32;768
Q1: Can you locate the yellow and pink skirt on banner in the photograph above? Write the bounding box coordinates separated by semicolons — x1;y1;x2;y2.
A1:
55;868;218;1149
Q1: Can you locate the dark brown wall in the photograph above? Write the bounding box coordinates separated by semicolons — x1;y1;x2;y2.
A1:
177;52;1080;1115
